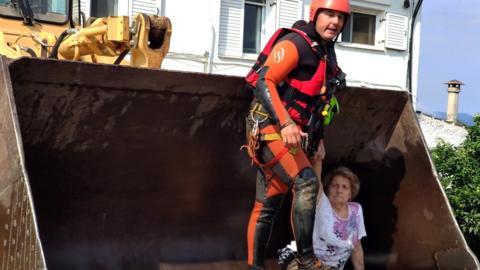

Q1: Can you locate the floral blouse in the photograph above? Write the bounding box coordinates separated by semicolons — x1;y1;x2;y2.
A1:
313;192;366;270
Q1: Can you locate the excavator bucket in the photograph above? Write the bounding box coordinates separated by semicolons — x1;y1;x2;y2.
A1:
0;56;478;270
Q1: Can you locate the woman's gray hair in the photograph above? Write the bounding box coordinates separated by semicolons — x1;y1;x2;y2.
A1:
323;166;360;201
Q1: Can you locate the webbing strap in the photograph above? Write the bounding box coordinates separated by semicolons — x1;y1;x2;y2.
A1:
278;85;320;107
261;132;282;141
287;101;312;120
241;119;290;168
240;140;288;168
259;147;289;168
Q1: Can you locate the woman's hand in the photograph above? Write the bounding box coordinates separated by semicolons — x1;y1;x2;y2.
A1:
311;139;325;178
280;123;307;148
351;241;365;270
314;139;325;161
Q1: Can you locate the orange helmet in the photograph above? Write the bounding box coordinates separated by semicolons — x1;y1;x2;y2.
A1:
309;0;350;22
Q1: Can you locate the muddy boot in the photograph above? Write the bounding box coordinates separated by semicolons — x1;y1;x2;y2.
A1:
297;253;330;270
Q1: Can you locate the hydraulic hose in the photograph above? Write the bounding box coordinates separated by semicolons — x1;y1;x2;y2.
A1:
114;49;130;65
48;29;75;59
20;47;37;57
80;11;87;28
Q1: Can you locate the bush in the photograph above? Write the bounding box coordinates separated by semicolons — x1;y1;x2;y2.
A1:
431;115;480;256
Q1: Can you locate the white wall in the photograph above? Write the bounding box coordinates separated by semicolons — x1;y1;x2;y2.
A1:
335;0;416;90
161;0;421;92
79;0;422;91
163;0;281;75
336;47;407;90
81;0;161;21
162;0;222;72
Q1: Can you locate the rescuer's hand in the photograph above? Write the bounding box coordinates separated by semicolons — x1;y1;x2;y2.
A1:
280;123;307;148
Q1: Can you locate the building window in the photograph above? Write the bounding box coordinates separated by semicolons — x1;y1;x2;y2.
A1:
219;0;297;57
342;12;376;45
243;0;266;54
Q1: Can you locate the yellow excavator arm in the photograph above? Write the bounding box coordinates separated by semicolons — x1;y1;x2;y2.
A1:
0;7;171;68
55;14;171;68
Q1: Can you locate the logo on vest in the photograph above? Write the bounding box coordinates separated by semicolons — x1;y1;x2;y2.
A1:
273;47;285;64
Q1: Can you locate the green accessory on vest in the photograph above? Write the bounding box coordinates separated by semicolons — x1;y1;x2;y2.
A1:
321;95;340;126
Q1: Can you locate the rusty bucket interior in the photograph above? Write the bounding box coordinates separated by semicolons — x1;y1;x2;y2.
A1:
0;57;478;270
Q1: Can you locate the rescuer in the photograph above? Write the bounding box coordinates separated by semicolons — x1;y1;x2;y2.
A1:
242;0;350;269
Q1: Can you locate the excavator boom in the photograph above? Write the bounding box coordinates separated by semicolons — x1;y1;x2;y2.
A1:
0;0;172;68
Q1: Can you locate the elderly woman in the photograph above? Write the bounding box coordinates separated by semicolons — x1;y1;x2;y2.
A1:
313;167;366;270
280;167;366;270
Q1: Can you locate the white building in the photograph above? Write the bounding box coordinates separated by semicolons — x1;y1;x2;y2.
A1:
79;0;423;100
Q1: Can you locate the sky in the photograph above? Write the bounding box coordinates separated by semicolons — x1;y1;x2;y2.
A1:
417;0;480;117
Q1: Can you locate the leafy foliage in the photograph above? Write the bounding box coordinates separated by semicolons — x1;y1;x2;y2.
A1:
431;115;480;256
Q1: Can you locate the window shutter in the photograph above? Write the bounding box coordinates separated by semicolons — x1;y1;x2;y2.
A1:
302;1;310;21
278;0;301;28
385;13;408;51
71;0;79;22
80;0;89;18
132;0;158;16
219;0;244;57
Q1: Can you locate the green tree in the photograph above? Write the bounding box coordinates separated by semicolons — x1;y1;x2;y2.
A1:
431;115;480;256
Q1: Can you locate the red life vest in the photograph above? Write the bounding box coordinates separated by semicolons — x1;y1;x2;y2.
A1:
245;28;340;126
